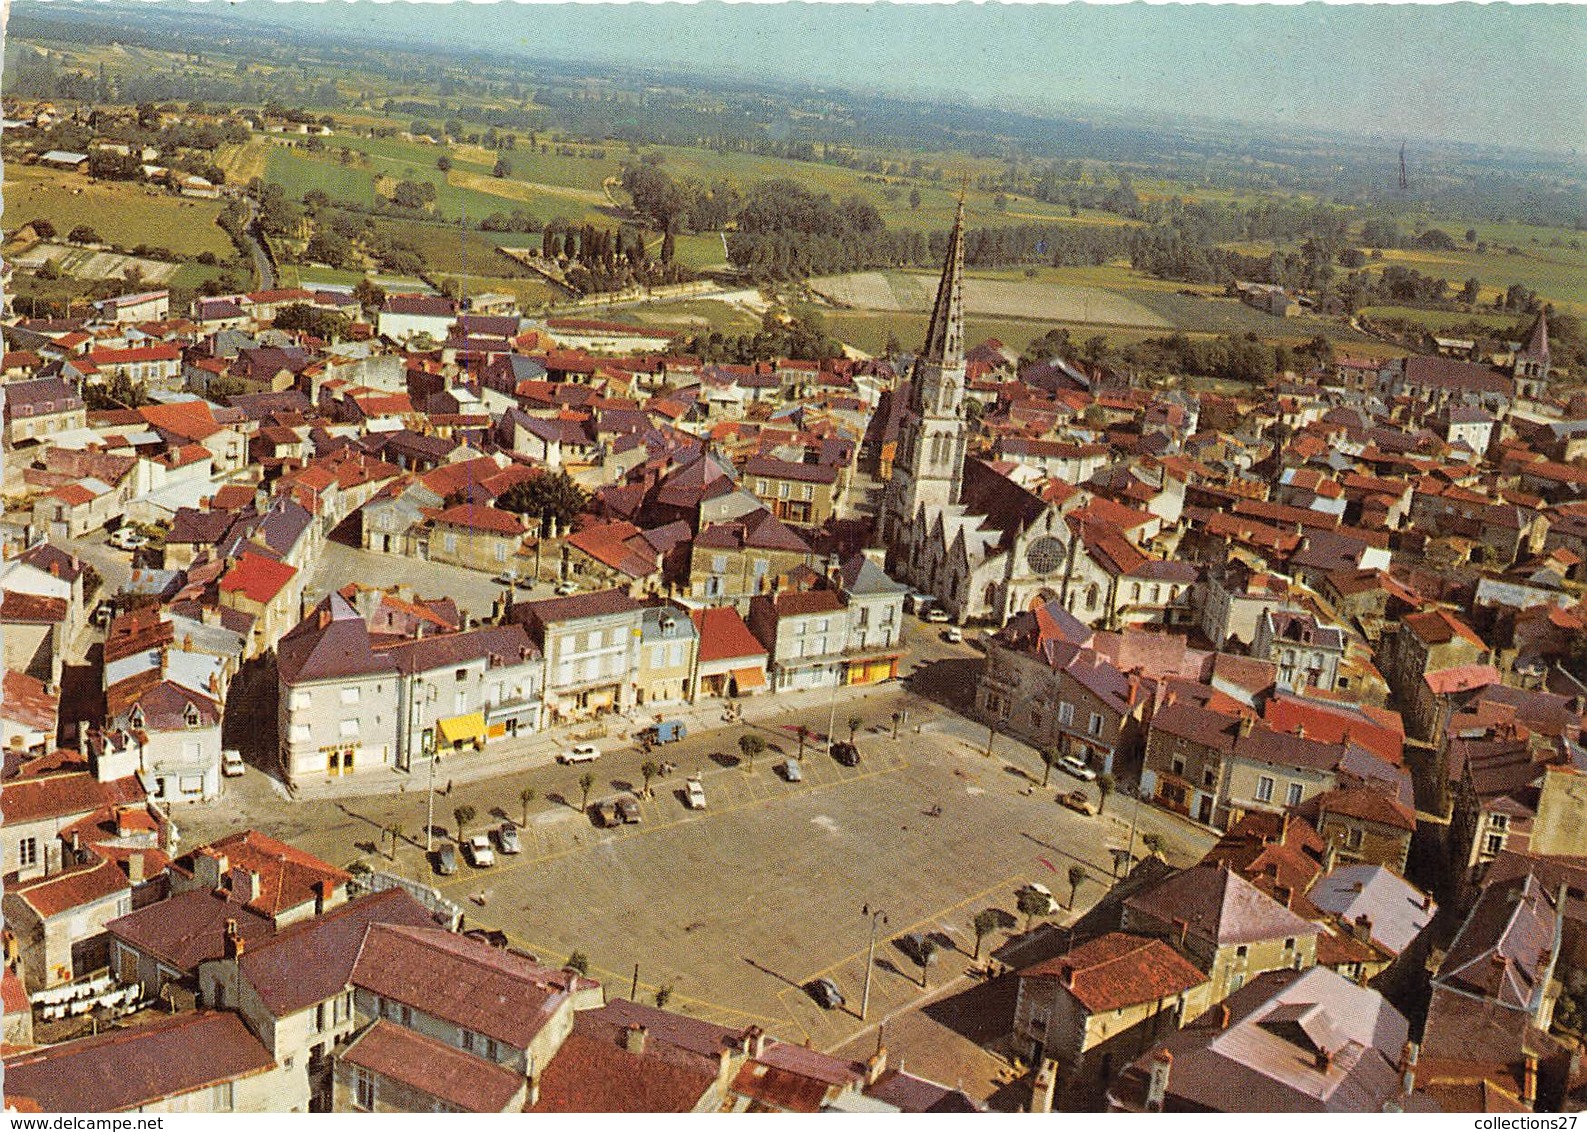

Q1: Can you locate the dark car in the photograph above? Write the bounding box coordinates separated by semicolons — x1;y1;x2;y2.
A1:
617;795;642;824
831;741;860;767
807;977;845;1009
434;842;459;876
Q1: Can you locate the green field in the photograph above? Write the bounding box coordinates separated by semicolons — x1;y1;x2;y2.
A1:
1358;304;1527;334
365;218;534;278
1373;245;1587;315
627;299;763;338
4;165;236;259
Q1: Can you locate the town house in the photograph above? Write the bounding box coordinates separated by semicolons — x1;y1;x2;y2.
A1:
513;589;647;723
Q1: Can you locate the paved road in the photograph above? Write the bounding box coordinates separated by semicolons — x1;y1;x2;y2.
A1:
242;197;276;291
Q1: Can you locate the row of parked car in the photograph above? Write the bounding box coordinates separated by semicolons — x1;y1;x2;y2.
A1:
434;822;522;875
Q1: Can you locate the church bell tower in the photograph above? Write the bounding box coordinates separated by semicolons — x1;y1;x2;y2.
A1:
882;199;970;551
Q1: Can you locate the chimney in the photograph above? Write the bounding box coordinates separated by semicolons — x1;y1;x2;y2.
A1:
621;1023;647;1057
1352;913;1373;943
1398;1041;1418;1097
223;918;245;960
1218;1002;1231;1030
1523;1052;1538;1107
195;850;227;892
127;852;144;885
864;1042;888;1086
70;830;81;857
1238;715;1255;738
1315;1046;1334;1073
313;879;328;915
228;867;259;906
1274;884;1293;908
1029;1058;1058;1113
1172;917;1189;949
1145;1049;1173;1111
1295;724;1307;740
1060;962;1075;988
744;1025;769;1059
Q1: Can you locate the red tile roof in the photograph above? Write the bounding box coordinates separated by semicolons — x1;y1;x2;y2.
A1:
9;855;128;919
343;1020;525;1113
1021;932;1207;1012
1;771;145;827
219;550;298;605
691;606;767;664
433;503;525;536
2;1010;275;1112
531;1031;717;1113
174;830;349;920
352;924;590;1051
0;591;68;623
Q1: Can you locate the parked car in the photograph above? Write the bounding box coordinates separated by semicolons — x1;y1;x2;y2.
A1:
90;600;116;629
558;744;602;764
108;528;148;551
923;606;950;623
221;749;245;778
464;834;495;868
554;579;579;596
941;626;963;643
434;842;459;876
639;720;687;745
807;977;845;1009
831;741;860;767
496;823;521;854
1019;882;1058;914
1059;754;1098;781
594;800;621;827
617;795;642;824
1061;789;1098;816
781;758;803;782
492;570;518;586
685;775;707;809
515;576;536;590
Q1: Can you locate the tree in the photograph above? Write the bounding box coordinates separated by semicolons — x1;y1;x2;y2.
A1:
640;760;661;799
795;725;810;760
68;224;101;244
1067;864;1087;909
493;156;512;179
915;936;938;988
578;772;596;812
971;908;1002;961
1141;832;1167;859
436;154;452;172
1017;887;1051;931
496;470;590;533
384;823;401;860
1097;773;1115;814
654;984;674;1008
1041;748;1061;788
453;804;475;843
908;187;922;210
847;716;863;742
1460;277;1481;305
26;218;56;239
519;786;537;825
738;733;765;772
565;950;590;976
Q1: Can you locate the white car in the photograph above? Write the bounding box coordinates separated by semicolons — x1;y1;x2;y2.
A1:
941;626;963;644
108;528;149;551
558;744;602;765
554;580;579;596
221;749;245;777
685;775;707;810
923;606;950;623
464;835;495;868
1059;755;1098;781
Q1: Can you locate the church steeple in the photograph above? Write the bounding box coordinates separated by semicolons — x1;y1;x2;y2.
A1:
921;197;967;367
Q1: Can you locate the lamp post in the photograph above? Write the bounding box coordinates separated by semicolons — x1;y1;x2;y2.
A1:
425;749;443;854
860;904;888;1021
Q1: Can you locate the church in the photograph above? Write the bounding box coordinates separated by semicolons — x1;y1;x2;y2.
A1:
879;201;1091;627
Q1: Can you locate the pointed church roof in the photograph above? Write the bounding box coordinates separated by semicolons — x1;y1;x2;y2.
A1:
1518;310;1549;363
920;198;967;367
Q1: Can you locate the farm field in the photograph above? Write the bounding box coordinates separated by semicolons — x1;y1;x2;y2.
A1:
1372;245;1587;315
809;270;1172;329
626;299;764;338
365;218;536;278
3;165;235;259
1357;304;1530;334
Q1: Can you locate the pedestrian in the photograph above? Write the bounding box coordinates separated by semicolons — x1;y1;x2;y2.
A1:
445;779;453;796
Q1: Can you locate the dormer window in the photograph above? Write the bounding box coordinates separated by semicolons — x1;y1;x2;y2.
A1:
184;703;201;728
129;706;145;730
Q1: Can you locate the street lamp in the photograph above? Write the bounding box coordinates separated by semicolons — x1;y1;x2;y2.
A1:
860;904;888;1021
425;749;444;854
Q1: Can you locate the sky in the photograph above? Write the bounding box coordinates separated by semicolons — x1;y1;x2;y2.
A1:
98;1;1587;155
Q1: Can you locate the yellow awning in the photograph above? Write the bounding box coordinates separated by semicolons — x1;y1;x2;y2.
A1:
437;712;486;745
730;667;767;690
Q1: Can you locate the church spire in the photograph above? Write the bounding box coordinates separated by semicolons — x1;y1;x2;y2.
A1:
921;197;967;367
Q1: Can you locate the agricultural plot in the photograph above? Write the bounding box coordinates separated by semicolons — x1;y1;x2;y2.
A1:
809;270;1173;329
3;165;235;259
7;242;180;284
